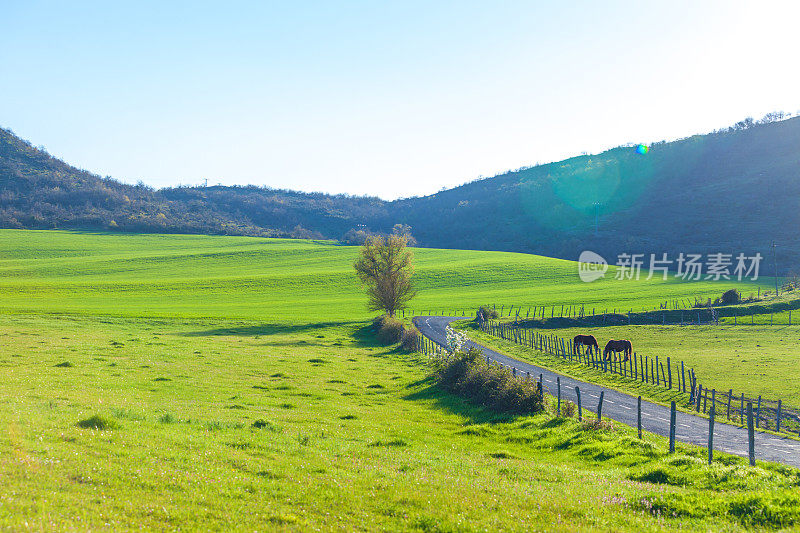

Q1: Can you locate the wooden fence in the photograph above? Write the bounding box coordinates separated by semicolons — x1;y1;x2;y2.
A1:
469;301;800;327
477;317;800;437
417;330;766;466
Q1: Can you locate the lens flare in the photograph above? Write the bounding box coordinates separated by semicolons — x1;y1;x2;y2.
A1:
635;144;649;154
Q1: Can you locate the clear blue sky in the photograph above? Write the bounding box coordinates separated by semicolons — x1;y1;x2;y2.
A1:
2;1;798;199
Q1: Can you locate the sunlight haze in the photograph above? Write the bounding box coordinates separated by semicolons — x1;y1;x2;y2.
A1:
2;1;799;199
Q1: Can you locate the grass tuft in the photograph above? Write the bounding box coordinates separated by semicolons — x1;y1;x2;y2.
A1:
251;419;279;431
368;438;409;447
76;414;120;430
488;450;519;459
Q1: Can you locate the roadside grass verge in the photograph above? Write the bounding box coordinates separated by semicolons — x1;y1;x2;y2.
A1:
433;348;544;415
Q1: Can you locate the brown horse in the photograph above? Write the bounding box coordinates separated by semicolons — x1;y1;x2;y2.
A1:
573;334;599;354
603;339;632;361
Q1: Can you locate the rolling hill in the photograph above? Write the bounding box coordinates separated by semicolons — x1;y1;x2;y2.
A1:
2;115;799;270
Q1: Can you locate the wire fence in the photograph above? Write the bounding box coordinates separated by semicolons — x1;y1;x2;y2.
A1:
470;301;800;327
415;324;779;466
475;316;800;437
409;307;800;436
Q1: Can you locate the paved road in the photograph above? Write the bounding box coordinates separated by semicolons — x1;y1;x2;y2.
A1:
414;316;800;469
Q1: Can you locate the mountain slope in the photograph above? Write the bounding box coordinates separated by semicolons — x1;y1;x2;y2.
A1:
395;117;800;269
2;116;799;270
0;127;389;238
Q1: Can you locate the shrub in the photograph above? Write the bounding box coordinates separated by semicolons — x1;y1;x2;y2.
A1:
374;316;405;344
478;306;498;320
561;400;576;418
433;348;543;415
400;326;420;351
719;288;741;305
373;314;419;349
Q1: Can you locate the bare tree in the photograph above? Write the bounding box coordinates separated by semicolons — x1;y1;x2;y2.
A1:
354;234;416;316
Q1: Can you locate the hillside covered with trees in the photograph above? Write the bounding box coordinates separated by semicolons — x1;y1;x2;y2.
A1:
2;114;799;270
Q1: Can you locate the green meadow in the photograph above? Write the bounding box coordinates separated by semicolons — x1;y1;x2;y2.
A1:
1;229;798;531
0;229;768;321
463;323;800;416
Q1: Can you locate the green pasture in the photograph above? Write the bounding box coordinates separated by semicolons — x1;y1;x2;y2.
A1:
462;323;800;427
1;229;798;530
1;314;798;530
469;322;800;407
0;229;768;322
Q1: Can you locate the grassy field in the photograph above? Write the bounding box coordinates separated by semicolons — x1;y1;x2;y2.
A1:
1;229;798;530
2;314;799;530
460;322;800;435
0;229;769;322
466;322;800;406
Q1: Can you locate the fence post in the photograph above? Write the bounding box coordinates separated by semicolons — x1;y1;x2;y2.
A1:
641;354;646;382
637;396;642;439
696;384;702;412
597;391;606;422
557;377;561;417
747;402;755;466
776;399;782;432
726;390;732;420
655;356;660;385
740;393;745;424
576;387;582;421
708;404;716;465
669;401;676;453
667;357;672;389
681;361;686;393
756;396;762;428
597;391;604;421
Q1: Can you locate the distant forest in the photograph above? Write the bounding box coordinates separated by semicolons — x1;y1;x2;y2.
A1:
2;113;799;272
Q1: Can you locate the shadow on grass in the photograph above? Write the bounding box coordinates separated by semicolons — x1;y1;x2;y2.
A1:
403;376;521;425
180;321;363;337
351;323;400;350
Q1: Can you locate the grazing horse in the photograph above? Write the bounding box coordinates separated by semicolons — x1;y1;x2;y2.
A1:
573;334;599;354
603;339;632;361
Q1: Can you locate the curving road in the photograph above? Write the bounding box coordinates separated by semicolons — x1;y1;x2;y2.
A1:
414;316;800;469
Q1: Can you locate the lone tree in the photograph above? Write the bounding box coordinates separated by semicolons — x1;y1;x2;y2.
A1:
354;234;416;316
